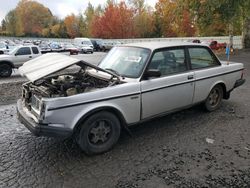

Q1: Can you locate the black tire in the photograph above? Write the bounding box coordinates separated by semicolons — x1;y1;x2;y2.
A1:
76;111;121;155
204;85;223;112
0;64;12;77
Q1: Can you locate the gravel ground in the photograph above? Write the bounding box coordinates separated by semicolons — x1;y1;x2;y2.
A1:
0;50;250;188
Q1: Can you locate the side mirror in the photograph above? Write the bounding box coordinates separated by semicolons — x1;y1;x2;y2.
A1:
144;69;161;78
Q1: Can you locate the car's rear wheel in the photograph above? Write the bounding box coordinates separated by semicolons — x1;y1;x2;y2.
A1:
204;85;223;112
76;111;121;155
0;64;12;77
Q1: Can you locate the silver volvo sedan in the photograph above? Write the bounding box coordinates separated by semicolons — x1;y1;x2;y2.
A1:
17;42;245;155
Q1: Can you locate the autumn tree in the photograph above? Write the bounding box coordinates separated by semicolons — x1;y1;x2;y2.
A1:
64;14;79;38
129;0;155;38
92;1;135;38
5;9;23;36
154;0;178;37
16;0;53;36
84;2;95;37
1;19;6;31
78;14;87;37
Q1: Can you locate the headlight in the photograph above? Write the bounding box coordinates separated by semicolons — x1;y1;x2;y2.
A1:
39;102;46;121
31;95;45;117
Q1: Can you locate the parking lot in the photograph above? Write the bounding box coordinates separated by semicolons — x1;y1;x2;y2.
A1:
0;50;250;187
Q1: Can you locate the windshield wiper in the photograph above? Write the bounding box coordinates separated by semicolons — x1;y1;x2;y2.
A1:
105;68;121;76
105;68;125;80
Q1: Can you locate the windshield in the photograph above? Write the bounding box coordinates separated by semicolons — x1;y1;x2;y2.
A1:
99;46;151;78
0;43;5;48
8;46;19;54
81;41;92;45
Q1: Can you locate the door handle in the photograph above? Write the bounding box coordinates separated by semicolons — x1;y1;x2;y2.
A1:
187;75;194;80
29;56;32;58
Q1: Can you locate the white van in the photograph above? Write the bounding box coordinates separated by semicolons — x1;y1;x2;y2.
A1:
74;38;94;54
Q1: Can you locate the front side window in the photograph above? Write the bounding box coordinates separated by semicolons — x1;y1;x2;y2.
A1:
16;47;31;55
189;47;219;69
99;46;150;78
148;48;187;77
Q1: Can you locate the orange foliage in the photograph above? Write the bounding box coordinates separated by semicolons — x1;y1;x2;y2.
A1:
64;14;79;38
16;0;53;36
91;2;135;39
180;10;195;37
155;0;178;37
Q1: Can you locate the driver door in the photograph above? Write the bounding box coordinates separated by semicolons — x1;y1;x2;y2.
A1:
140;47;195;119
14;47;32;67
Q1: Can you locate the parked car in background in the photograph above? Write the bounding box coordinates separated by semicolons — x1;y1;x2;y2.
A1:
17;42;245;155
0;45;41;77
103;40;122;51
103;40;113;51
203;40;226;50
74;38;94;54
50;42;64;52
62;43;79;55
0;42;9;54
186;39;201;43
39;43;52;54
91;39;105;51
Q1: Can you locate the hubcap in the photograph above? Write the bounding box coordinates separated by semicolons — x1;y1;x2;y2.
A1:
89;120;111;144
0;69;9;76
0;65;10;76
208;89;220;106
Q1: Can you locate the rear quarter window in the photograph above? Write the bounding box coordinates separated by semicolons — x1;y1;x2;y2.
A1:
32;47;39;54
189;47;219;69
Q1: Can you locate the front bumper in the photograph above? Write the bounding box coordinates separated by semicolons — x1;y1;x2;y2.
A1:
81;48;93;53
17;99;72;138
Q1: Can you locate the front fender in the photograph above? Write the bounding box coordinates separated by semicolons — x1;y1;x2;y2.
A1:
0;60;15;68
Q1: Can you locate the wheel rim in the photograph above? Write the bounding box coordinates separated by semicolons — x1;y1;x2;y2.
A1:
0;66;10;76
208;88;220;107
88;120;112;145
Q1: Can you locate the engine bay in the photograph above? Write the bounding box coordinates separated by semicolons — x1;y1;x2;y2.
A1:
28;70;120;98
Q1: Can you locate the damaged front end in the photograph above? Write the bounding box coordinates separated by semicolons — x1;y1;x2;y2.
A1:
19;53;122;122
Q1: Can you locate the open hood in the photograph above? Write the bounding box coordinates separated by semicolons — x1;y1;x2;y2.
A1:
19;53;119;82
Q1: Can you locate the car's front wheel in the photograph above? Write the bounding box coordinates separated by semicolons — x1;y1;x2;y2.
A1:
76;111;121;155
0;64;12;77
204;85;223;112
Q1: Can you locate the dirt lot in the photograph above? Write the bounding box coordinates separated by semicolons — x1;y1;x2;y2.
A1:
0;51;249;188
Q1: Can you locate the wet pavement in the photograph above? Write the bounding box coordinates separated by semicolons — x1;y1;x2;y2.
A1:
0;51;250;187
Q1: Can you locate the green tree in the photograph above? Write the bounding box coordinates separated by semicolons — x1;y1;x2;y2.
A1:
84;2;95;37
78;14;87;37
1;19;6;31
5;10;23;36
16;0;53;36
129;0;155;38
58;21;68;38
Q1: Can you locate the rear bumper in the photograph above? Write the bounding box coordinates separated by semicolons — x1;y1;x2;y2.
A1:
17;99;72;138
234;78;245;88
225;78;246;99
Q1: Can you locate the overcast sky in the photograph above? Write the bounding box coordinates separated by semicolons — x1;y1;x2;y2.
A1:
0;0;157;21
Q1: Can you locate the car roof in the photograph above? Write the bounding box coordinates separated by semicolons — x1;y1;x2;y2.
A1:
122;41;207;51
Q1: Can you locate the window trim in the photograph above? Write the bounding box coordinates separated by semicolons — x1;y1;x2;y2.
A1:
141;46;189;80
16;47;31;56
32;47;39;54
186;46;221;70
